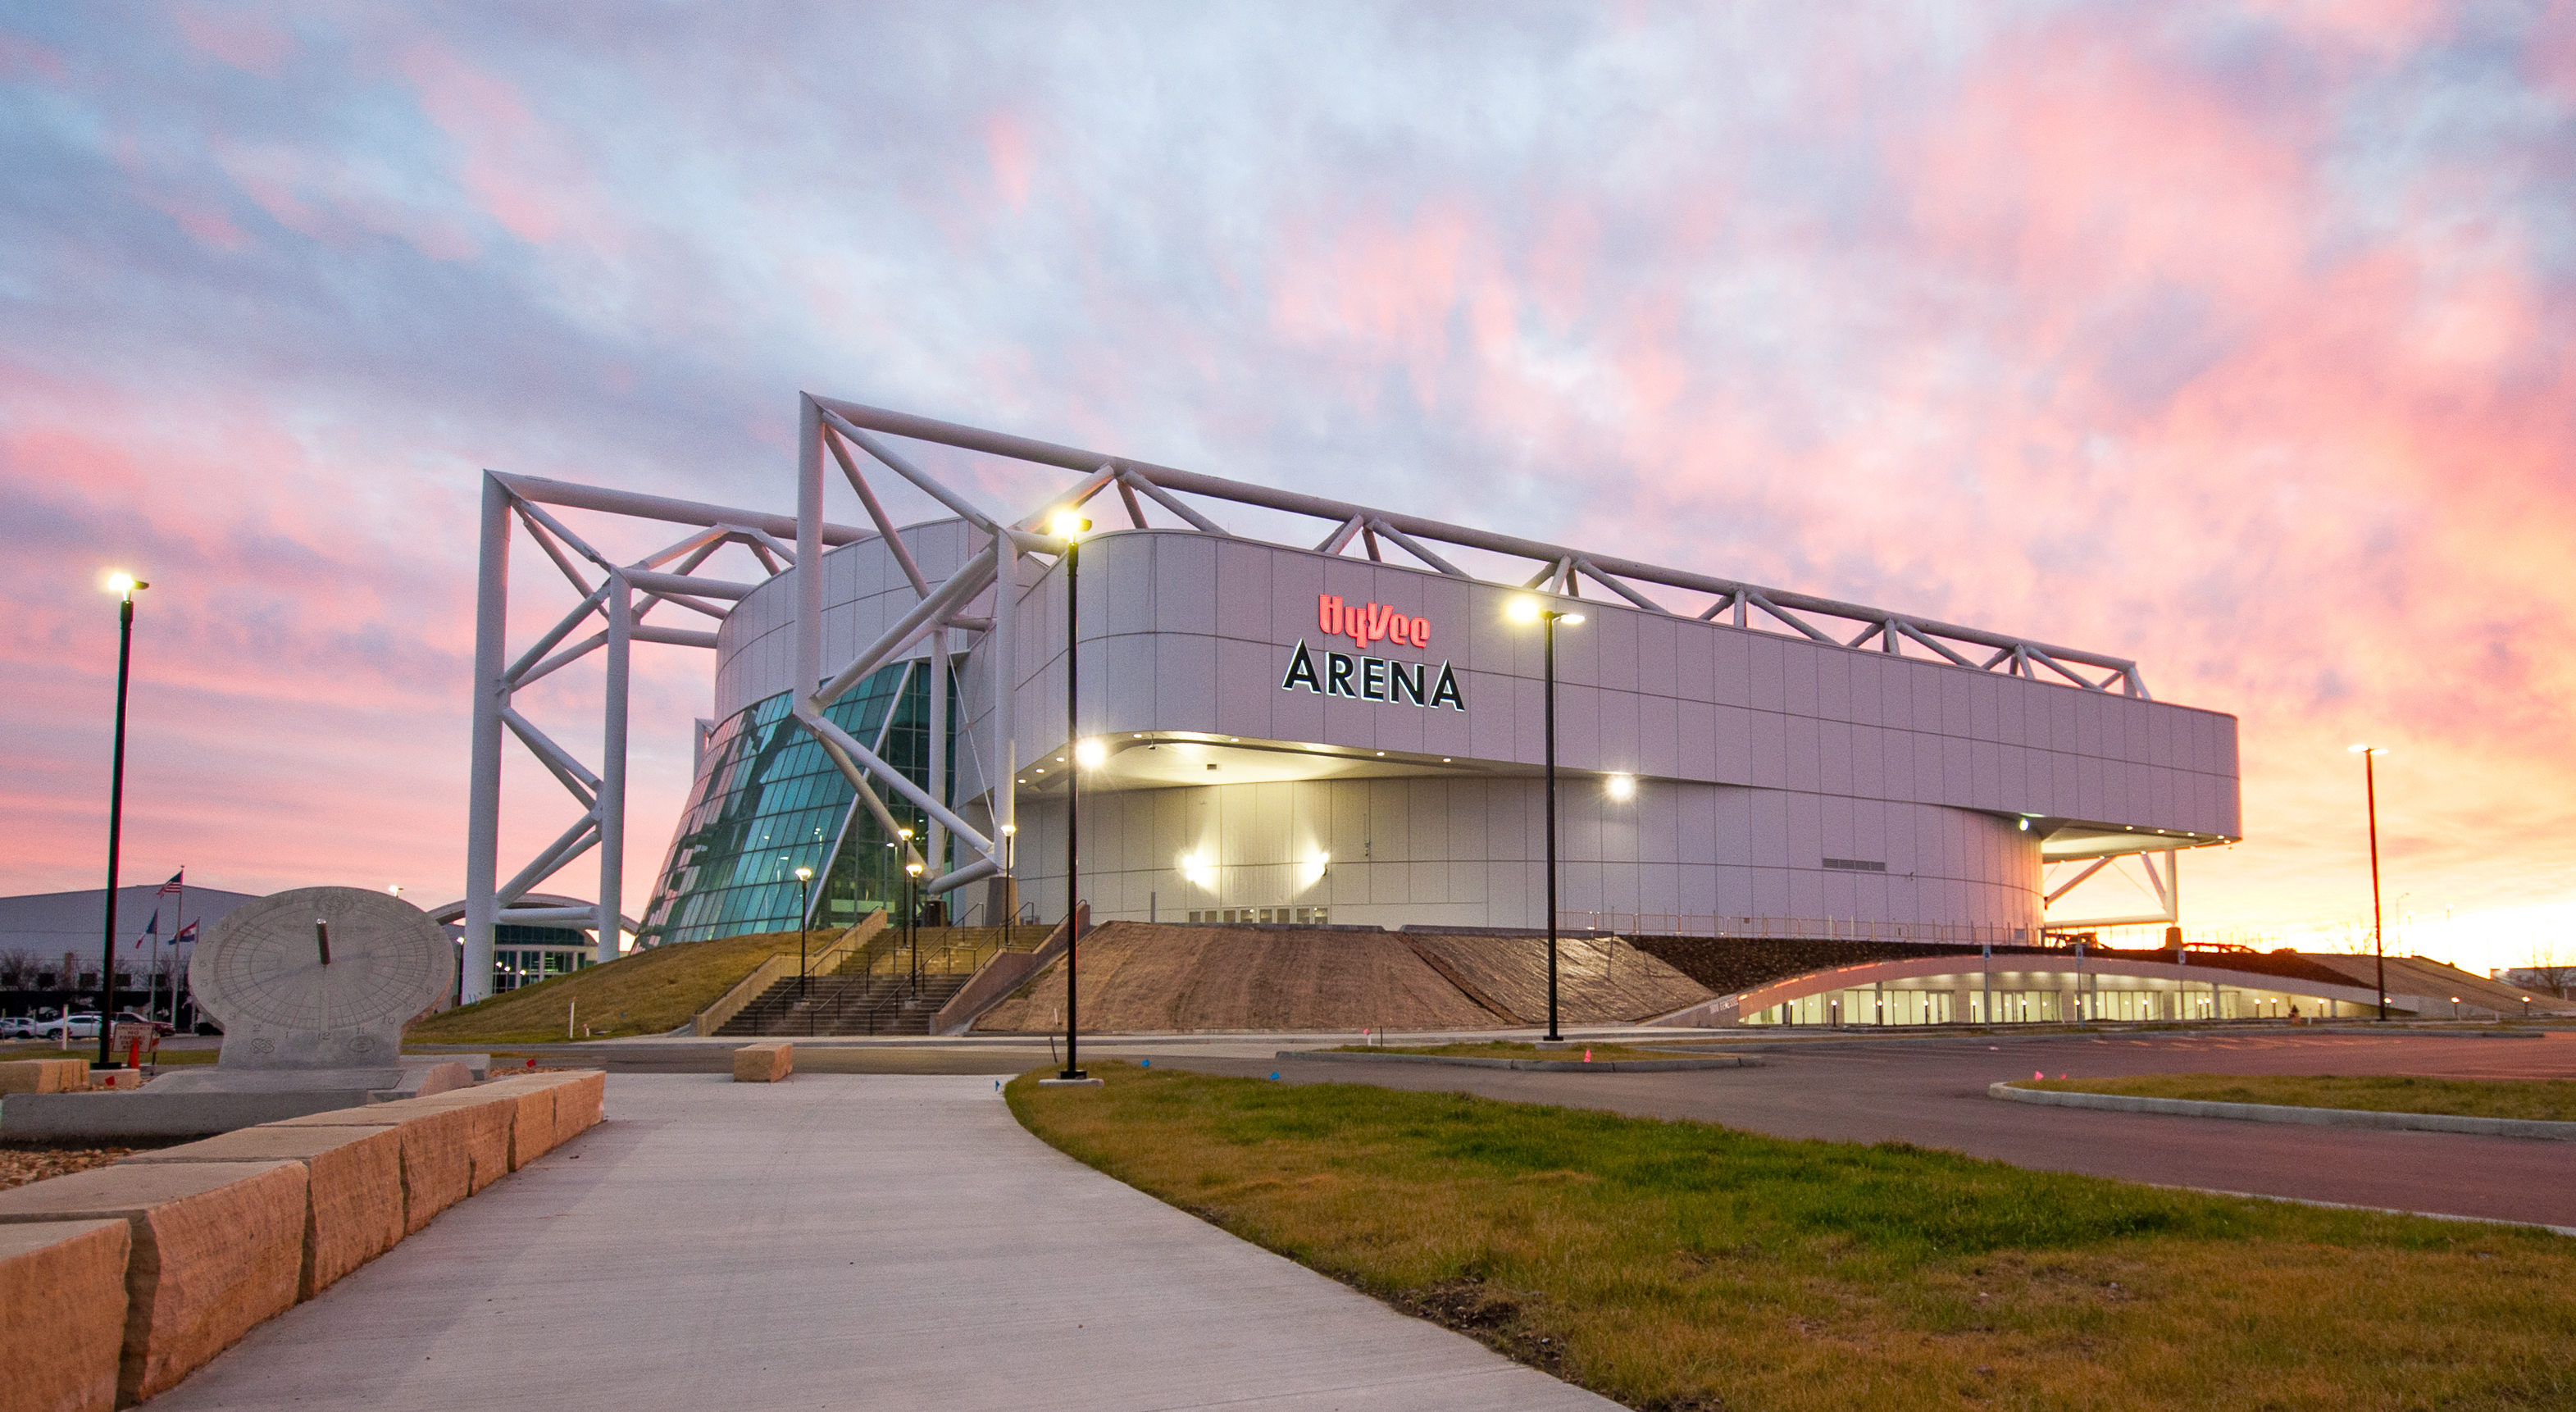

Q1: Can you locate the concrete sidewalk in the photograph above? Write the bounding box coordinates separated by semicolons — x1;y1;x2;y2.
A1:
148;1073;1617;1411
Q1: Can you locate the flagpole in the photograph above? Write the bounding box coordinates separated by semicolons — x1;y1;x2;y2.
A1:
167;868;181;1027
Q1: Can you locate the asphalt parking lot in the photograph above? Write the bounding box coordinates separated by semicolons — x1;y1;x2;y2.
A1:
1172;1029;2576;1230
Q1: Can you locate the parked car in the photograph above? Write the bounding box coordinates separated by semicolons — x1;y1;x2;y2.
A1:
34;1013;102;1041
110;1010;175;1037
0;1017;34;1039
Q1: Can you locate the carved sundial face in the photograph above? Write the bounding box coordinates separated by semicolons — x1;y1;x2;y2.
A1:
193;886;454;1040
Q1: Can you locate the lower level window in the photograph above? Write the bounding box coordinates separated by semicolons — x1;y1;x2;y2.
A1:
1187;907;1329;925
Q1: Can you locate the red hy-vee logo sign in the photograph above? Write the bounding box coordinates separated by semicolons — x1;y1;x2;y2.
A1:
1281;594;1464;710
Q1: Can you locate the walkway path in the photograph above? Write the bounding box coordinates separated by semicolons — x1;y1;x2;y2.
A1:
150;1074;1614;1411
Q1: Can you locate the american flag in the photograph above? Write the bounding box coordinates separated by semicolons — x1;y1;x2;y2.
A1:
157;870;183;897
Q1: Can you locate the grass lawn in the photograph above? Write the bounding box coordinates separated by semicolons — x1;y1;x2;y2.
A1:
2025;1073;2576;1123
1011;1064;2574;1411
1328;1041;1683;1062
405;928;812;1045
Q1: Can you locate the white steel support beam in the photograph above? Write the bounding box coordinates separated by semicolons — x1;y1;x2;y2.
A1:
463;474;512;1003
597;573;631;962
993;538;1017;852
798;396;826;735
823;426;931;595
1118;469;1226;535
513;632;606;692
812;546;998;706
498;813;600;908
506;583;611;686
818;727;926;875
928;626;949;898
810;396;2150;698
793;700;994;858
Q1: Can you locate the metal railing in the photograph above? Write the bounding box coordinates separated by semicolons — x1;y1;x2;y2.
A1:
1564;913;2038;947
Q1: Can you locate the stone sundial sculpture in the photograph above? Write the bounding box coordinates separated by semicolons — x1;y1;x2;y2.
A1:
148;886;474;1105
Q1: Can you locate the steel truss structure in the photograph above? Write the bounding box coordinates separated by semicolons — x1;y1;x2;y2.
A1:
2041;849;2183;931
464;394;2165;1001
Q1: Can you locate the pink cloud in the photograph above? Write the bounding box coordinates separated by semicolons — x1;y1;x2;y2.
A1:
986;109;1032;213
170;2;294;77
0;28;66;82
398;39;601;249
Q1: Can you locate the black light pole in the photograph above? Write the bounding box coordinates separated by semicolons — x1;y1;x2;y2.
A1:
1511;595;1582;1044
1543;608;1561;1042
2351;745;2387;1020
906;861;922;997
1000;824;1015;951
98;572;147;1068
794;865;813;998
1054;512;1089;1081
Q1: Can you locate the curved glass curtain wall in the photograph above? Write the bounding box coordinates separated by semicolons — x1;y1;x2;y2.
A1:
635;658;953;947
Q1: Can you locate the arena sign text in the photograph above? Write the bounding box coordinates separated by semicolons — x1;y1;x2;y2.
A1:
1280;594;1464;710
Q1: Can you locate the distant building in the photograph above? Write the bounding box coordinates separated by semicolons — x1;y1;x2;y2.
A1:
2492;964;2575;1001
0;883;259;1023
423;895;598;1003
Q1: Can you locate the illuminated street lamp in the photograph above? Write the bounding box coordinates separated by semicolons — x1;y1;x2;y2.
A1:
1507;594;1584;1043
794;865;814;998
1000;822;1016;954
906;859;924;998
1052;512;1090;1081
2350;745;2389;1020
97;572;148;1068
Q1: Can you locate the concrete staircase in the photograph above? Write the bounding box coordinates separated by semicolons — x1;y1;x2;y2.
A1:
714;927;1030;1037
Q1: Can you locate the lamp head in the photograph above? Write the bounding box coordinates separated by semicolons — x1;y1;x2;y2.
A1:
906;862;922;877
1506;596;1540;625
1604;772;1636;802
2348;744;2387;756
793;866;813;882
1563;612;1585;626
1002;822;1016;836
1049;511;1090;542
899;827;913;840
105;572;148;600
1073;737;1107;769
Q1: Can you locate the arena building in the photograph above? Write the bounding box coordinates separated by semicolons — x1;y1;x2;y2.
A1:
457;399;2240;1004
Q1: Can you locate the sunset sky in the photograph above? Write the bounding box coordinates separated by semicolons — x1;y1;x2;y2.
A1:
4;3;2571;976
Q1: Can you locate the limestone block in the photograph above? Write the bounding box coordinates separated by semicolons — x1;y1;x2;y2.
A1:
0;1058;89;1095
271;1102;500;1214
0;1218;129;1412
121;1126;403;1299
445;1072;603;1168
734;1043;793;1084
0;1161;305;1405
549;1070;606;1143
375;1085;550;1179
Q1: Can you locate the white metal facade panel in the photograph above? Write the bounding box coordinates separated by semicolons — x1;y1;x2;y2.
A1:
704;524;2240;934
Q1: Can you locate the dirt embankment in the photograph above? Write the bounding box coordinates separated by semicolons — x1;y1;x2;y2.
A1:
971;924;1712;1033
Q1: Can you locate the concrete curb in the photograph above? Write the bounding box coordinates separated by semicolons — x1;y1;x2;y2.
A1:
1279;1050;1759;1073
1990;1082;2576;1141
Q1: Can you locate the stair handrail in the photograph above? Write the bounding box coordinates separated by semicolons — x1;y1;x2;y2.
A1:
694;908;890;1036
932;907;1085;1036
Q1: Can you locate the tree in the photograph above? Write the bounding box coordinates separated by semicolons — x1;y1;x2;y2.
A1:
2525;943;2576;1000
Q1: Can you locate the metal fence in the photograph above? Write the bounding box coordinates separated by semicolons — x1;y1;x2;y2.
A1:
1560;913;2039;947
